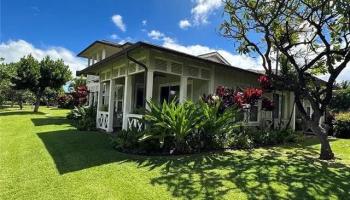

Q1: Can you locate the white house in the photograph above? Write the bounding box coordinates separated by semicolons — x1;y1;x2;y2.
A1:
77;40;299;132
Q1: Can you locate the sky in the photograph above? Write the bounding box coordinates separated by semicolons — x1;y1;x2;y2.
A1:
1;0;349;80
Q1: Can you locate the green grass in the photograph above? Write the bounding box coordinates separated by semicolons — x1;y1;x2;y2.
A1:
1;106;350;200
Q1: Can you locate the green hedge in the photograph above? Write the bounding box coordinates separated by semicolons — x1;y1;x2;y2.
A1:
334;112;350;138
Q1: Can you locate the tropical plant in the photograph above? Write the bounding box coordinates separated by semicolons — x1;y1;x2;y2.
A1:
198;100;240;149
67;105;97;131
142;100;201;153
110;126;145;151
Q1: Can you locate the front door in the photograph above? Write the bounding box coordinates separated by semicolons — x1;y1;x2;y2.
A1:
113;84;124;128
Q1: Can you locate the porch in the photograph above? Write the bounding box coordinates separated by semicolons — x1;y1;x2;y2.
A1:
96;65;212;132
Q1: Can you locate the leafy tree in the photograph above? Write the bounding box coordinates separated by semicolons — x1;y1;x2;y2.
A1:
221;0;350;159
0;58;16;106
13;55;72;112
68;76;87;92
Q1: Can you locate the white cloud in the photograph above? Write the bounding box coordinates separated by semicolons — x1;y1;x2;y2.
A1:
161;39;263;70
110;34;118;40
147;30;165;40
191;0;222;25
179;19;192;29
0;40;85;76
338;64;350;81
142;20;147;26
111;14;126;32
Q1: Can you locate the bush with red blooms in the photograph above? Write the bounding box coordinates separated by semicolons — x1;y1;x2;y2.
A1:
72;85;88;106
258;75;272;91
261;97;274;111
57;94;74;109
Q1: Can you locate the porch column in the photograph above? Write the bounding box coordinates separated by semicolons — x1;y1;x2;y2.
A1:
209;65;215;94
96;53;100;62
179;76;188;103
145;70;154;109
290;92;296;130
88;58;91;66
102;48;106;60
107;80;115;132
122;75;133;130
96;81;103;127
88;92;92;106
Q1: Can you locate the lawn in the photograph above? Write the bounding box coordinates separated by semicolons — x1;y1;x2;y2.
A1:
1;106;350;200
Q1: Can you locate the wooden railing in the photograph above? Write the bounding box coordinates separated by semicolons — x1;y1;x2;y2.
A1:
97;111;109;131
126;114;144;131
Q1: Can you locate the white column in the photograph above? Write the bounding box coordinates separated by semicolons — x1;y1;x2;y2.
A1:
122;75;133;130
106;80;115;132
96;53;100;62
145;70;154;109
102;48;106;60
96;81;103;128
179;76;188;103
209;65;215;94
88;92;92;106
290;91;296;130
88;58;91;66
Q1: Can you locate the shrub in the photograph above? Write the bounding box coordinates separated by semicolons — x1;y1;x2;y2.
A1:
198;100;240;149
334;112;350;138
142;100;201;154
57;94;74;109
228;127;302;148
330;88;350;112
67;105;97;131
110;126;145;152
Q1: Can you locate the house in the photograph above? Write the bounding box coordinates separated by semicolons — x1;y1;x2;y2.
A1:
77;40;299;132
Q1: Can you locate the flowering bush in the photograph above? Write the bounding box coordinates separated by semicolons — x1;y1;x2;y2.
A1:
72;85;88;106
243;88;263;105
258;75;272;90
57;94;74;109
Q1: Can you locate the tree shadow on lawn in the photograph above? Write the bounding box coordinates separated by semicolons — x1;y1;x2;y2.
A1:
37;128;350;199
129;148;350;200
37;129;130;174
0;111;45;116
31;116;73;126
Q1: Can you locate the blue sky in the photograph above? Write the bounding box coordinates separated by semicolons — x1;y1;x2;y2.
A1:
1;0;349;80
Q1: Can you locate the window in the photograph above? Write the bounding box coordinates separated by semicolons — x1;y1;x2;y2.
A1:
249;103;259;122
160;85;180;103
273;94;280;119
135;84;145;109
102;83;107;105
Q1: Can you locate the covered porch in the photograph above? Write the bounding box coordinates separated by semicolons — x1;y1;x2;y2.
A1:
96;59;213;132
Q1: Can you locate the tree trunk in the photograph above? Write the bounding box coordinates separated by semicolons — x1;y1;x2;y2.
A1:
308;114;334;160
18;100;23;110
34;95;41;112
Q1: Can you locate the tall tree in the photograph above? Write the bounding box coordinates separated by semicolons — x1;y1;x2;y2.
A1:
13;55;72;112
221;0;350;159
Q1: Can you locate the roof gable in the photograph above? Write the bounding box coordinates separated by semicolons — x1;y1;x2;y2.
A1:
198;52;231;65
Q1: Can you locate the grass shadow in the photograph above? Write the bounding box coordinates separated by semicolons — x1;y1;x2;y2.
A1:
37;130;129;174
126;147;350;199
31;117;73;126
0;111;45;116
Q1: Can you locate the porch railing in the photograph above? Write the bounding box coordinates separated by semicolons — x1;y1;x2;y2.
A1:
97;111;109;131
126;114;144;131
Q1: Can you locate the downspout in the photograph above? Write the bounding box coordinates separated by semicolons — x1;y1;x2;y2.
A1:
126;49;148;108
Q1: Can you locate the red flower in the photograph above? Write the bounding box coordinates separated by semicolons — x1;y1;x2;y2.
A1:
258;75;272;90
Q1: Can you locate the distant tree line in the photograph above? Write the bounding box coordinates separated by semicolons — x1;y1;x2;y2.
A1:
0;55;72;112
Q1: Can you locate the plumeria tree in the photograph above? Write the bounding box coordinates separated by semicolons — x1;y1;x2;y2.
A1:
221;0;350;159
